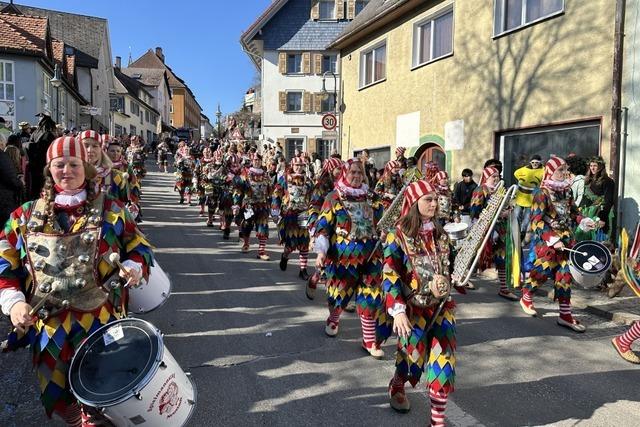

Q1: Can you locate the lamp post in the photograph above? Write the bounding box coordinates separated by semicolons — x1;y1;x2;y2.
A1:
50;64;62;125
215;103;222;139
321;70;339;156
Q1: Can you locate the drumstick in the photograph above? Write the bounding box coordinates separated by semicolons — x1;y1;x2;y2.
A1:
560;247;588;256
108;253;129;275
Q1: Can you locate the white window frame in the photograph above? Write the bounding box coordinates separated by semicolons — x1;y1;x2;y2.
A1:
323;54;338;74
320;93;337;113
359;41;387;89
285;90;303;113
285;137;305;159
0;60;15;101
42;71;52;114
286;53;303;74
412;7;454;69
319;0;336;20
493;0;564;37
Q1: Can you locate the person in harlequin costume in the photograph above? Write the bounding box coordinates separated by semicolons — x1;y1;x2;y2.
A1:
126;136;147;182
380;180;456;425
234;153;271;260
469;166;519;300
375;160;404;209
272;157;313;280
0;136;153;426
202;149;225;227
174;147;196;205
520;156;596;332
432;170;455;226
156;138;171;173
612;321;640;364
220;151;242;240
306;157;343;299
196;147;215;217
313;158;386;358
105;138;142;221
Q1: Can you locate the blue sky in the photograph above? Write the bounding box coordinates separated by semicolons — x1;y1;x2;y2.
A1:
14;0;272;119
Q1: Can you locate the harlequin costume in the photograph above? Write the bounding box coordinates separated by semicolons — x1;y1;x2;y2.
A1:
196;149;215;217
105;137;142;221
234;153;271;260
201;151;226;227
174;151;196;205
126;137;147;182
374;160;404;209
0;137;153;425
432;171;454;225
469;167;519;299
521;156;593;332
272;157;313;279
156;140;171;172
313;158;386;357
219;153;242;239
380;180;456;426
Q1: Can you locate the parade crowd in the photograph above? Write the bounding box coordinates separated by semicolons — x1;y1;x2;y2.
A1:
0;117;640;426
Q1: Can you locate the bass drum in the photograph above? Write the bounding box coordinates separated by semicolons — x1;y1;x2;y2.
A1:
69;318;196;426
128;261;172;314
569;240;612;287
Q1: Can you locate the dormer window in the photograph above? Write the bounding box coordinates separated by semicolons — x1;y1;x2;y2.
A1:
319;0;335;20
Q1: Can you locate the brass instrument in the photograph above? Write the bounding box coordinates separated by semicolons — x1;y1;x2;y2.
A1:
452;181;517;286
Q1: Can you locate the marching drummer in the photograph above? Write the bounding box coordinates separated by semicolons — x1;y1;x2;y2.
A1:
381;180;456;426
520;156;596;332
0;136;153;425
271;157;313;280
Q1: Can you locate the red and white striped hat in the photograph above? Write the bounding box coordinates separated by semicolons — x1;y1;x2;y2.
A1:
544;156;566;181
78;130;100;142
481;166;500;185
401;179;437;216
432;170;449;183
46;136;87;163
395;146;406;157
323;157;343;173
291;156;305;166
385;160;401;172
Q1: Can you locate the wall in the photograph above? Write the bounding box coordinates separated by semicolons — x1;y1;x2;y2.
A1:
339;0;615;176
0;55;37;130
170;89;185;128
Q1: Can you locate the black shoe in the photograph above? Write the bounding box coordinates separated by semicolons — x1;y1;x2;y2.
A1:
206;222;213;227
223;229;230;240
299;268;309;281
279;253;288;271
179;198;184;204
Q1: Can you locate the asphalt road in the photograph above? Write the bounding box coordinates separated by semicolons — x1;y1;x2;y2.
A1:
1;167;639;426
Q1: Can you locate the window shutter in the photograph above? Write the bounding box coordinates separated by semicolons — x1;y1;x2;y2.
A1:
302;52;311;74
303;91;312;112
277;138;285;149
310;0;320;20
308;138;316;152
279;92;287;112
314;92;323;112
278;52;287;74
314;53;323;74
347;0;356;20
336;0;345;19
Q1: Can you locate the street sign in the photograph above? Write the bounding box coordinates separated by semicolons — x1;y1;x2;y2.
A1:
321;113;337;131
322;130;337;139
80;106;102;116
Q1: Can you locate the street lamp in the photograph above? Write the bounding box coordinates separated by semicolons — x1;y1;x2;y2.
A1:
50;64;62;125
215;103;222;138
320;71;337;112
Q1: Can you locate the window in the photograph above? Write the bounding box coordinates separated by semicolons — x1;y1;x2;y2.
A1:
147;130;152;143
321;93;336;113
42;72;52;114
494;0;564;36
413;9;454;67
110;96;125;112
353;147;390;169
115;124;123;136
286;91;303;112
360;43;386;88
145;110;150;123
170;103;174;113
322;54;338;74
319;0;335;20
497;120;600;183
139;109;144;125
316;139;333;160
130;124;137;135
0;61;15;101
59;91;67;127
130;100;139;116
355;0;368;16
286;138;304;159
287;53;302;74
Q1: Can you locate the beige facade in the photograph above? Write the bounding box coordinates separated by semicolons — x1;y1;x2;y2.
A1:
336;0;615;178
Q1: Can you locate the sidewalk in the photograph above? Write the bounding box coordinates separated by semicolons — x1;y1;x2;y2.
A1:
563;285;640;326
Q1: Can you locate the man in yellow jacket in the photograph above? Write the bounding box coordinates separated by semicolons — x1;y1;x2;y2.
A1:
513;154;544;242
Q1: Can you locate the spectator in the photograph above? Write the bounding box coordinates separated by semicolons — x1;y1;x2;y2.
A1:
566;156;587;207
452;168;477;215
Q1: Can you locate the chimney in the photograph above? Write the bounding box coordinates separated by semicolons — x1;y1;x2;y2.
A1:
115;56;121;69
155;47;165;63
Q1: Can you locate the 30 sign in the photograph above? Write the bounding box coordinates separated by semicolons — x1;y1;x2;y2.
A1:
321;113;337;131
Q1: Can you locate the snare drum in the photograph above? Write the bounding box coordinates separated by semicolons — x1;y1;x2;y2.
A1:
69;318;196;426
128;261;172;314
568;240;612;287
444;222;469;241
297;213;309;228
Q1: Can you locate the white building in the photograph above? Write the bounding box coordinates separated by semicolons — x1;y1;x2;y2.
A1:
111;67;160;143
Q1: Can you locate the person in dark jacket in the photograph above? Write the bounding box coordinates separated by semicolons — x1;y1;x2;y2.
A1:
580;156;615;238
452;168;477;215
0;149;24;227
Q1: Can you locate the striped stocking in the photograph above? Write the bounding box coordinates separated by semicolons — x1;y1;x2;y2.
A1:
360;315;376;346
59;404;81;427
327;307;342;327
522;288;534;307
617;321;640;351
498;268;507;292
429;388;448;427
299;249;309;269
258;236;267;255
558;297;573;322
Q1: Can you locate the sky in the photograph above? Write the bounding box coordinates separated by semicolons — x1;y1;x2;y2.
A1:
12;0;272;119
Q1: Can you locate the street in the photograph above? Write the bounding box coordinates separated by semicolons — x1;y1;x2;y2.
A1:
1;167;639;427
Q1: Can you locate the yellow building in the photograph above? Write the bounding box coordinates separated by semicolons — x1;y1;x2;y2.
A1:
331;0;616;180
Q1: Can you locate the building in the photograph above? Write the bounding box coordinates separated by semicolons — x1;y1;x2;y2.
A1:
129;48;202;139
111;65;160;143
0;2;115;132
0;4;86;130
330;0;615;178
241;0;371;160
200;113;214;139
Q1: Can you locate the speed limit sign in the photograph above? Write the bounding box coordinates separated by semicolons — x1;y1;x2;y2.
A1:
321;113;337;131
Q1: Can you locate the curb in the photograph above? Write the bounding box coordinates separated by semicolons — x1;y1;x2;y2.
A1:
546;289;640;326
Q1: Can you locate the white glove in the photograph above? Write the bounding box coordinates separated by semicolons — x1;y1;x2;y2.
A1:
578;217;596;232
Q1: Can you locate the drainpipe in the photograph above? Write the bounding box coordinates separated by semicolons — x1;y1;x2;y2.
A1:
610;0;626;240
617;107;629;229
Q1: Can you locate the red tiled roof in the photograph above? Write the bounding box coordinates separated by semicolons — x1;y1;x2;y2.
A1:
65;53;75;82
0;12;47;53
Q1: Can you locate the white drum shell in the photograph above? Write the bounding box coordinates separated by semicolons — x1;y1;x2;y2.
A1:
568;241;612;288
100;349;196;427
129;261;172;314
444;222;468;241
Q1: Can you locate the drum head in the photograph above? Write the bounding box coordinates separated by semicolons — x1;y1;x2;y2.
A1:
570;240;612;274
69;318;162;406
